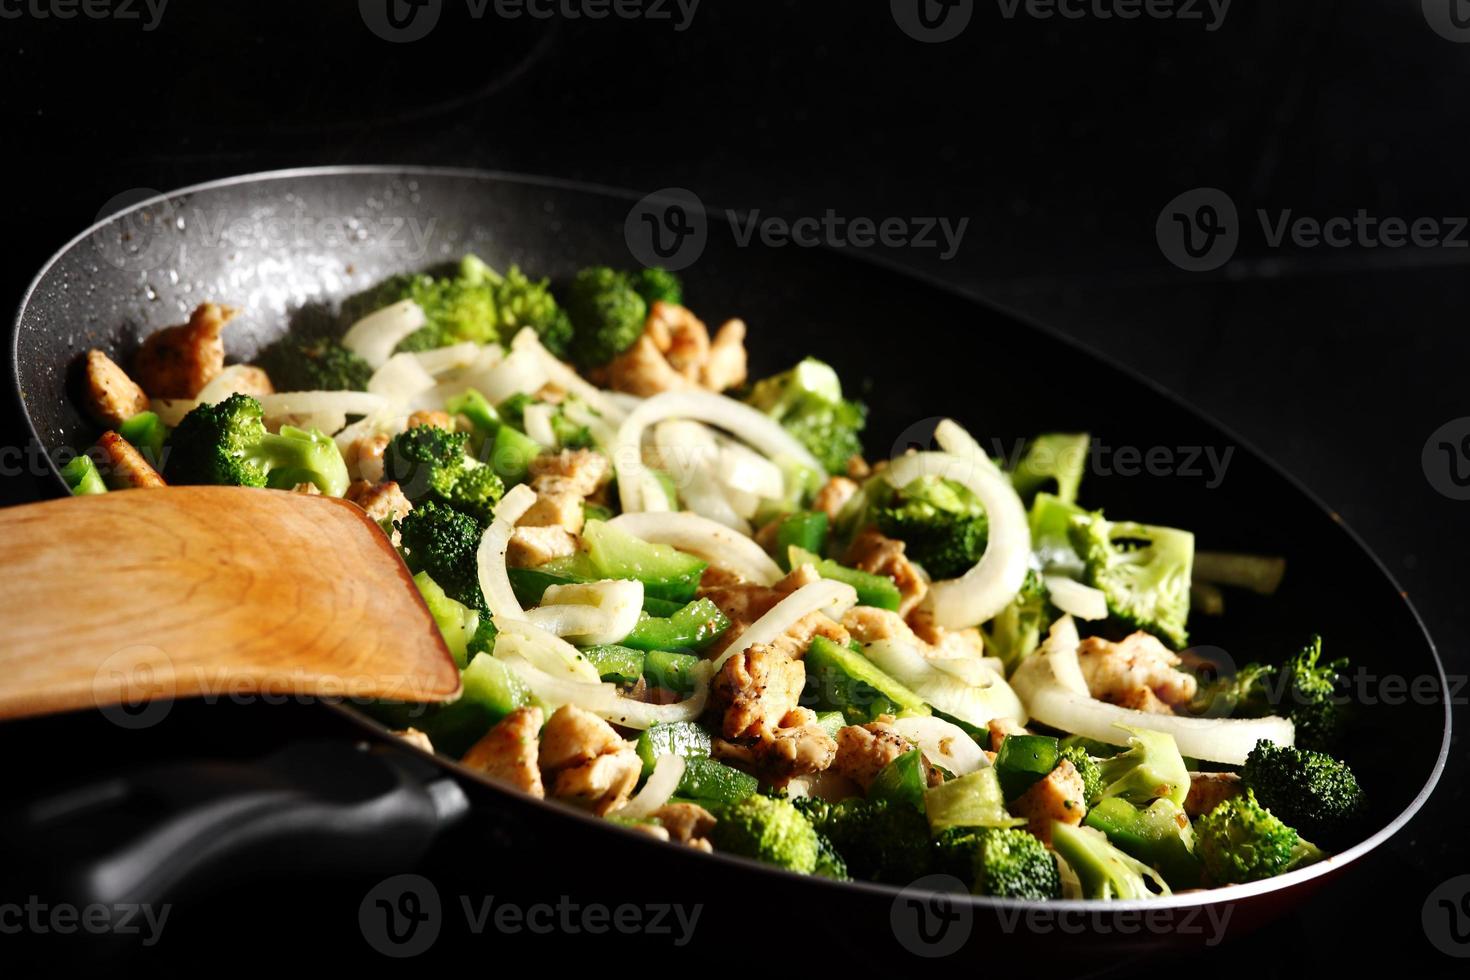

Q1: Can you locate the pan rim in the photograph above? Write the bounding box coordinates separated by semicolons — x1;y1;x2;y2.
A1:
12;164;1452;913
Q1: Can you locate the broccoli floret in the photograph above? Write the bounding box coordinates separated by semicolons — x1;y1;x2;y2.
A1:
165;393;349;496
874;475;988;579
1241;740;1365;848
710;795;821;874
395;500;485;610
794;796;932;885
1069;511;1194;648
813;831;849;880
1009;433;1090;505
1194;790;1321;885
384;425;504;525
744;358;867;475
1096;726;1190;807
1059;743;1104;808
564;267;648;370
980;569;1049;670
497;393;594;450
934;826;1061;899
491;265;574;359
1204;636;1348;751
349;255;500;352
257;333;373;391
1050;822;1171;899
630;266;684;307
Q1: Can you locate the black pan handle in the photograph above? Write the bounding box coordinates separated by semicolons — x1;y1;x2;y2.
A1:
3;739;469;910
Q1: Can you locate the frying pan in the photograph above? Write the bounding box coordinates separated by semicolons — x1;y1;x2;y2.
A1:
5;167;1452;962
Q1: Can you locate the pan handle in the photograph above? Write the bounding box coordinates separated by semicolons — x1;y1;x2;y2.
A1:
3;739;469;910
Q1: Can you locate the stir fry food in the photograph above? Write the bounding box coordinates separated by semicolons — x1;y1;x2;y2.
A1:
69;256;1365;898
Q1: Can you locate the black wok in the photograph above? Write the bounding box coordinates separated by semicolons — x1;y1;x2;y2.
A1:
5;167;1452;964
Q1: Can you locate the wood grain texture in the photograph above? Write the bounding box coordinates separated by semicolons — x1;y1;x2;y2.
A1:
0;485;462;720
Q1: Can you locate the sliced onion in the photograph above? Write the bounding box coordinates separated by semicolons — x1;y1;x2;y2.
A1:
510;328;628;424
1044;574;1109;620
606;512;783;585
718;442;785;499
196;364;269;405
266;410;348;437
561;397;619;449
1010;616;1295;765
597;663;714;729
523;604;619;644
884;451;1030;630
892;716;989;776
460;347;549;405
863;638;1027;728
711;580;857;671
258;390;390;419
537;580;645;645
152;398;199;426
931;656;994;687
614;390;823;512
933;418;1007;478
342;299;426;369
492;619;602;684
523;402;557;447
496;652;617;713
476;484;538;620
410;342;482;377
614;754;686;819
368;352;439;404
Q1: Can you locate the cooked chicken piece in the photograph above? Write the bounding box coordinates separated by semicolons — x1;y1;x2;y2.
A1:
94;431;165;489
606;333;694;397
646;300;710;380
846;456;872;481
703;564;849;659
1010;758;1086;844
132;302;233;398
551;750;642;815
461;706;545;798
407;410;452;430
699;565;748;589
812;476;859;521
700;318;747;391
710;643;806;741
987;717;1028;753
833;718;940;792
752;517;782;554
345;479;411;543
841;605;914;645
537;704;628;771
650;802;717;851
907;606;987;659
714;706;838;782
82;350;149;427
1076;632;1197;713
291;482;321;495
349;431;391;483
625;822;672;843
506;525;579;568
845;528;928;616
519;449;610;534
391;728;434;753
1184;772;1243;817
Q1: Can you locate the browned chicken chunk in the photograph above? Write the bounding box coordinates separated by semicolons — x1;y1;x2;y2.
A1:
462;706;545;798
1010;758;1087;844
845;528;928;616
1075;632;1198;714
833;718;941;791
133;302;233;398
710;643;806;741
82;350;149;427
1184;772;1243;817
538;705;642;815
94;431;166;489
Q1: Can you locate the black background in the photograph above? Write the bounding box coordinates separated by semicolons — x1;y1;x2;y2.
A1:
1;0;1467;972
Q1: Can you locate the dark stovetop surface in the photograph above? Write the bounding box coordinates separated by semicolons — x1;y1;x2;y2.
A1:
1;2;1465;971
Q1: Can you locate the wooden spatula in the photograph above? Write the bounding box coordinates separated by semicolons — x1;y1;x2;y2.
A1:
0;485;462;721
